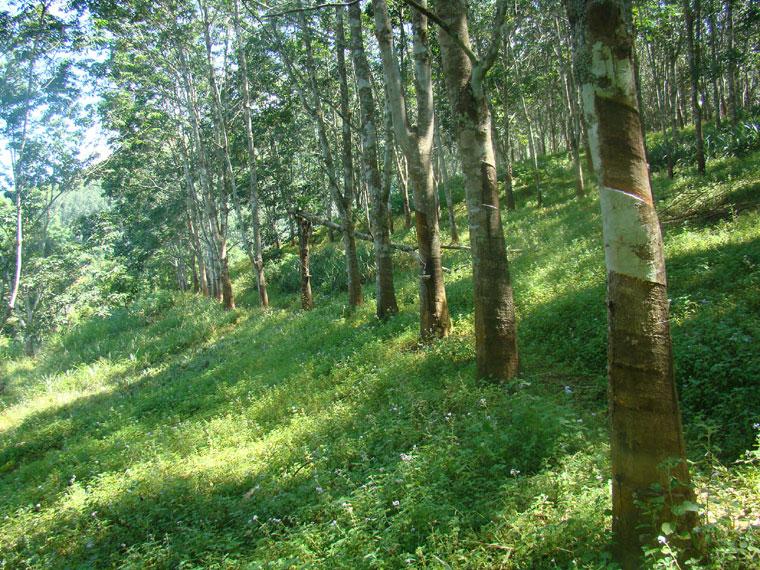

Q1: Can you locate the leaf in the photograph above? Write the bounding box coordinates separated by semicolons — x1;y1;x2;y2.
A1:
672;500;700;516
661;521;675;535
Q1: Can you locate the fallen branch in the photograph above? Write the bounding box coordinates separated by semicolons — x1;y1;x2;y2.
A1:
290;209;471;254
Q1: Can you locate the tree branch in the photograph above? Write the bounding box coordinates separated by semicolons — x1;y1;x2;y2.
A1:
291;209;470;255
400;0;478;66
262;0;359;19
480;0;510;74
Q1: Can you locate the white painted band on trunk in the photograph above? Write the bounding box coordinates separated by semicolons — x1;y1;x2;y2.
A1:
600;185;665;285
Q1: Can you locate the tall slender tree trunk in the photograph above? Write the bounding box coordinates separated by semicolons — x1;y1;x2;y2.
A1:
348;2;398;319
555;16;586;197
519;92;542;207
437;0;519;380
289;6;363;308
335;7;364;308
567;1;698;567
396;153;413;229
2;6;44;328
502;110;516;211
684;0;706;174
382;99;396;235
667;51;679;178
200;0;235;310
495;48;517;211
176;40;232;309
373;0;450;339
297;216;314;310
725;0;738;126
434;125;459;244
708;1;722;127
234;0;269;307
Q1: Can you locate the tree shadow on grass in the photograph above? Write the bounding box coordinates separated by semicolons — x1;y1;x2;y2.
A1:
2;329;600;569
0;300;411;516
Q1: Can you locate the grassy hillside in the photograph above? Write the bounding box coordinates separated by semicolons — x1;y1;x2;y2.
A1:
1;152;758;569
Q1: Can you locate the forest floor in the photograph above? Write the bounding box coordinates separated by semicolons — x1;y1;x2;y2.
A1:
1;152;759;569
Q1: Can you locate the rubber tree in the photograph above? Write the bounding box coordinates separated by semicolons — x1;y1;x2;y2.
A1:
233;0;269;307
566;0;698;566
430;0;519;380
347;2;398;319
372;0;451;339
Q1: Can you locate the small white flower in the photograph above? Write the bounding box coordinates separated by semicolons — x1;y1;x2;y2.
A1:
400;453;413;462
315;486;324;494
564;386;573;395
510;469;520;477
392;500;400;508
658;535;668;544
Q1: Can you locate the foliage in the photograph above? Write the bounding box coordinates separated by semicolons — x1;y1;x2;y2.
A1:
1;149;759;568
647;118;760;173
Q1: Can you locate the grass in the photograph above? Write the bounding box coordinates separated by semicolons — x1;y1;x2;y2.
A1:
1;150;758;569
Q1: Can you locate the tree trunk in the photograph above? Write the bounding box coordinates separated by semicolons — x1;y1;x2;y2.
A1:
297;216;314;310
348;2;398;319
668;51;679;178
708;1;722;127
437;0;519;380
434;125;459;244
373;0;450;339
555;15;586;197
684;0;706;174
292;6;363;308
567;1;698;567
200;0;235;310
395;151;413;228
520;92;542;207
334;7;364;308
234;0;269;307
382;99;396;235
725;0;737;126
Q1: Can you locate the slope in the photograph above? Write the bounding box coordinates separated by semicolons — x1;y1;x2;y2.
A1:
1;152;758;569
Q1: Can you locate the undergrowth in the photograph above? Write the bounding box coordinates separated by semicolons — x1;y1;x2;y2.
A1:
1;150;758;569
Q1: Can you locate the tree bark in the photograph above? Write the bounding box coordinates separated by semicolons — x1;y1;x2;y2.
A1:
395;151;413;228
555;15;586;197
684;0;706;174
288;6;363;308
348;2;399;319
725;0;737;126
200;0;235;310
334;7;364;308
234;0;269;307
519;92;542;207
373;0;450;339
566;1;698;567
297;216;314;310
434;124;459;244
382;98;396;234
708;0;722;127
436;0;519;380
